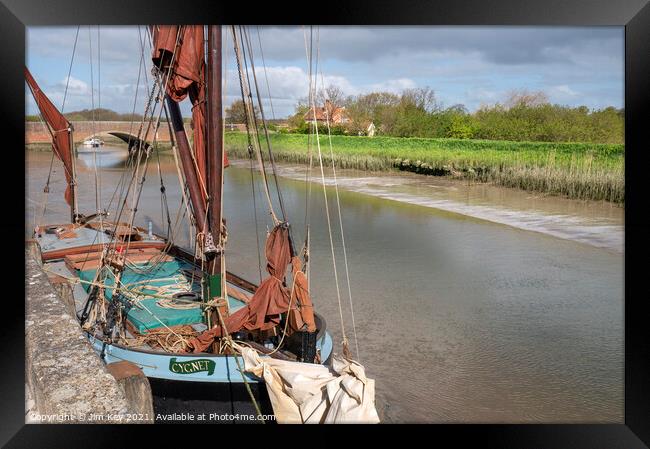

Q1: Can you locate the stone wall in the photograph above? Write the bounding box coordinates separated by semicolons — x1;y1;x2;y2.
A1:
25;243;153;423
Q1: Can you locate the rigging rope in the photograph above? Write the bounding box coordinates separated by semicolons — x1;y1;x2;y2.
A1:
100;25;147;220
72;27;155;287
61;26;81;114
88;26;100;215
44;266;192;345
37;26;80;229
80;27;184;329
241;27;288;223
110;27;181;260
231;26;279;225
302;25;315;283
97;25;104;232
303;26;350;355
255;27;276;121
317;45;361;362
303;26;362;360
241;27;273;281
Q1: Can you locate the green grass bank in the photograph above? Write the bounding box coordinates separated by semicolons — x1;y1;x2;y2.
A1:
224;132;624;203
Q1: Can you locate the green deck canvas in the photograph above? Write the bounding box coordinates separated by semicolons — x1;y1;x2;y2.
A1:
78;260;245;333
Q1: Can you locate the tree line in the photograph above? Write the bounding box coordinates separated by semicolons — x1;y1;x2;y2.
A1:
285;86;624;144
26;108;146;122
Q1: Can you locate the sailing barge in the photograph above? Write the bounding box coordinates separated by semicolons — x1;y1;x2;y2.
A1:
33;223;333;383
27;25;378;423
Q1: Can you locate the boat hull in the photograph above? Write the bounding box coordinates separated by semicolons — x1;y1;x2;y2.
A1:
87;329;334;384
149;377;275;422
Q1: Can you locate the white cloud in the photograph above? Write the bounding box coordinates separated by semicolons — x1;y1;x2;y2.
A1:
225;65;356;103
59;76;90;96
27;26;624;117
466;87;501;106
366;78;416;93
548;84;579;99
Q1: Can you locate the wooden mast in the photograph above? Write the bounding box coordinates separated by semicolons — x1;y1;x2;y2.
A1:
206;25;227;320
164;97;208;234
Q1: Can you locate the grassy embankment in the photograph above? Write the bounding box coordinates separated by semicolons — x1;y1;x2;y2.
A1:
224;132;624;203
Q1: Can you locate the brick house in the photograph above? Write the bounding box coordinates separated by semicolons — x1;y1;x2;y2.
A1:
303;99;350;125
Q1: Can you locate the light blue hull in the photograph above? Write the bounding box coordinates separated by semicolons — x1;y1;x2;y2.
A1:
88;331;334;383
36;224;335;386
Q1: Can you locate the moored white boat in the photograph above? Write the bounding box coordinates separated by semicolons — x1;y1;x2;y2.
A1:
81;137;104;147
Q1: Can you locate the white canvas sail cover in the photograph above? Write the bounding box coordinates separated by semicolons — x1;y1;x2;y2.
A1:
241;348;380;423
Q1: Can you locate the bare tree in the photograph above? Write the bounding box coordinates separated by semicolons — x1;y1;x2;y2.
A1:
504;89;549;109
446;104;469;114
317;85;347;108
345;91;401;133
225;100;259;124
400;87;438;112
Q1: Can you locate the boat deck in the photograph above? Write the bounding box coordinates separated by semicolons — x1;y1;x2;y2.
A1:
37;224;249;335
33;222;334;383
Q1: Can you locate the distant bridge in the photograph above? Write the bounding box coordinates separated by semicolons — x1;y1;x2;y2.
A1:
25;121;191;146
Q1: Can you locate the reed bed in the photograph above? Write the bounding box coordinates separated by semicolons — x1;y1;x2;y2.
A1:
225;132;624;203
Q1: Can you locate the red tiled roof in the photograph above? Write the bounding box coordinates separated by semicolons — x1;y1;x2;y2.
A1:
303;100;348;123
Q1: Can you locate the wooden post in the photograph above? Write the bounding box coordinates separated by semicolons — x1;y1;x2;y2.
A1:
106;361;155;422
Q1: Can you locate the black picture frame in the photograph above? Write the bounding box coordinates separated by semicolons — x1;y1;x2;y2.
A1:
2;0;649;446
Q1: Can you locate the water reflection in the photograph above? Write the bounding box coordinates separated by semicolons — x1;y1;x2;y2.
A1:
76;144;129;169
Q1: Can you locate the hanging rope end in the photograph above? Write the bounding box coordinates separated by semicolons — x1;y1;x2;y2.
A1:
342;337;352;361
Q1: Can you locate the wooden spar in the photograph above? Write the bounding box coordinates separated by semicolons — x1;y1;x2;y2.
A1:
207;25;223;249
205;25;227;317
164;96;208;235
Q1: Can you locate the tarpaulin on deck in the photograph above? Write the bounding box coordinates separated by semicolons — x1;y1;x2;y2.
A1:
78;261;202;333
242;348;380;424
78;260;246;334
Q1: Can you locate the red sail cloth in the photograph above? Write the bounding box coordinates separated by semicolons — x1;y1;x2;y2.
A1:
25;67;74;205
187;225;293;353
151;25;228;191
288;256;317;333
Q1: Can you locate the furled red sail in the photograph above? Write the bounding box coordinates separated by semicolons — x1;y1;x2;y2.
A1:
151;25;228;193
25;67;74;205
187;224;314;353
288;256;317;333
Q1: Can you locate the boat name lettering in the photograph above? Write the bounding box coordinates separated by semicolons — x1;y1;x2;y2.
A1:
169;358;215;375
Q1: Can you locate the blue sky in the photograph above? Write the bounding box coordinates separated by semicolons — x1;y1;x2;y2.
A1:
26;26;624;118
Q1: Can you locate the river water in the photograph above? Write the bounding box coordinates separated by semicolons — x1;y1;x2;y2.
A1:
25;146;624;423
